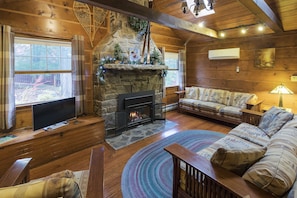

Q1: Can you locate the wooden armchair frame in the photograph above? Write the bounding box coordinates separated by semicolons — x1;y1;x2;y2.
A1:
0;146;104;198
165;110;276;198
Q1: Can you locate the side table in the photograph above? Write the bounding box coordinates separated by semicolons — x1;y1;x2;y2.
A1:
241;109;264;126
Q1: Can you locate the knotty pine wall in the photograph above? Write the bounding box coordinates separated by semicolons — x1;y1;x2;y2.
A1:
0;0;184;130
186;31;297;112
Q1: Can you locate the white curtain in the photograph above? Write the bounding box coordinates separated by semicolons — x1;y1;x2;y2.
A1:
0;25;15;132
178;49;186;91
72;35;85;116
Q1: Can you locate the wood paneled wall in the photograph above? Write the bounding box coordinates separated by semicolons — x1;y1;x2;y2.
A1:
151;22;185;53
186;31;297;112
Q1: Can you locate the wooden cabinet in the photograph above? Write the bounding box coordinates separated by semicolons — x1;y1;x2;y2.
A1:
0;116;105;176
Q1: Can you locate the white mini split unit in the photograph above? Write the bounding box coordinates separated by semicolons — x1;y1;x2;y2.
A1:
208;48;240;60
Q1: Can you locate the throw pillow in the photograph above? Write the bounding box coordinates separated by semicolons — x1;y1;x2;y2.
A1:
185;87;199;99
0;177;82;198
210;147;266;176
258;106;294;137
30;169;75;183
44;169;75;179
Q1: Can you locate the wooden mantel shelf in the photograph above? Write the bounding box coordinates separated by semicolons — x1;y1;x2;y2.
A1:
104;64;168;70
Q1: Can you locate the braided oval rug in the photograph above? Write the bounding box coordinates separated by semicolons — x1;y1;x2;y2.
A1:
121;130;225;198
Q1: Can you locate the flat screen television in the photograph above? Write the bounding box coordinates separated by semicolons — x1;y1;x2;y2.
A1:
32;97;76;131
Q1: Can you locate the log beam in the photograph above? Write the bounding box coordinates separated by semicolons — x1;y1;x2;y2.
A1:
77;0;218;38
237;0;283;33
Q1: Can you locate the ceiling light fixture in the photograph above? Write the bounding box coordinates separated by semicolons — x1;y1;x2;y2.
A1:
198;22;204;27
181;0;215;18
181;2;189;14
219;31;225;38
240;27;248;34
258;24;265;31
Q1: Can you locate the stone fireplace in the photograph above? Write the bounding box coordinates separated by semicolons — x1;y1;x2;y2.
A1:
91;0;166;137
94;64;167;137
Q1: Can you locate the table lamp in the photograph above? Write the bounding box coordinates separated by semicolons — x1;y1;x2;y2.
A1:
270;83;294;108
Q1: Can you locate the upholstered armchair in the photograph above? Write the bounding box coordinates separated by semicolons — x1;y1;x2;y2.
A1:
0;146;104;198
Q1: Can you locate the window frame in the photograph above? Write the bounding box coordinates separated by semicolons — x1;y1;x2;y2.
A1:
14;37;73;106
164;52;179;88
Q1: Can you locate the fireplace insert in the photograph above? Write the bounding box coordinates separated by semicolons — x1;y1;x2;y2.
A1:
115;90;155;133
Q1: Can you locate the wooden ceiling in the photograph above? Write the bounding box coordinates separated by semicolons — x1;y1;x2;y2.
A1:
77;0;297;44
152;0;297;43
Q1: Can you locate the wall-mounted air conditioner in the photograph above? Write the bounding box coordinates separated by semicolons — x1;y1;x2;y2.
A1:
208;48;240;60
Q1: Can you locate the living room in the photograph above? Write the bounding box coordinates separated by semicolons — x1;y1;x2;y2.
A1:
1;0;297;197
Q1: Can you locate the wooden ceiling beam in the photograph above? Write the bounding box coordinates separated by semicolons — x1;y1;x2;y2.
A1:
77;0;218;38
237;0;283;33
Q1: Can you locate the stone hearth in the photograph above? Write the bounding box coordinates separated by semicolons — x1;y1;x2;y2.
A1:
94;64;167;136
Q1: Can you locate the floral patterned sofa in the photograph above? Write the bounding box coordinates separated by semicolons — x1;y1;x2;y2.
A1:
166;106;297;198
177;86;261;124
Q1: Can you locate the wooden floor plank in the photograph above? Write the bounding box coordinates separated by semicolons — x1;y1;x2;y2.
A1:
30;110;234;198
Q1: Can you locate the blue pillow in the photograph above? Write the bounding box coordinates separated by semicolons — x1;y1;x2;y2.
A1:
258;106;294;137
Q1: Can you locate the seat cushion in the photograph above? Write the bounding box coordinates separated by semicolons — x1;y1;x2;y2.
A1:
258;106;294;137
197;134;264;160
210;147;266;176
73;170;90;198
243;127;297;196
219;106;242;118
197;101;226;113
229;123;270;147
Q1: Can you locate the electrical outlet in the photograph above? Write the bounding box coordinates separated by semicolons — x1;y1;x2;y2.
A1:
236;66;240;73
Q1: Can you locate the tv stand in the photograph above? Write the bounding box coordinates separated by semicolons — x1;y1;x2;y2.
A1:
0;116;105;175
44;121;69;131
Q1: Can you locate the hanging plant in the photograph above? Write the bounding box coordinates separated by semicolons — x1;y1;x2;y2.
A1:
128;16;148;35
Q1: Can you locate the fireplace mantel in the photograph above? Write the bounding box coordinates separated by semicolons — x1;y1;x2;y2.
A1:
104;64;168;70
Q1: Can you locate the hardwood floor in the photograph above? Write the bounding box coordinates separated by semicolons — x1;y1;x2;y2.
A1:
30;110;234;198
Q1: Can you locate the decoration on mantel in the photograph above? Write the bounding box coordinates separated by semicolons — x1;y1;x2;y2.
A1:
96;65;106;85
103;64;168;70
73;1;108;47
95;63;168;85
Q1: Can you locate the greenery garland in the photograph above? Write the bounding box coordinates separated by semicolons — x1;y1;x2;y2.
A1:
128;16;148;34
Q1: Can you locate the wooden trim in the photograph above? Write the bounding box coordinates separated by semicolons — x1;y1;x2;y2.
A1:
0;158;32;187
86;146;105;198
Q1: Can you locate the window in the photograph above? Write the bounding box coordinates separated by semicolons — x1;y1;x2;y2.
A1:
164;52;179;87
14;37;72;105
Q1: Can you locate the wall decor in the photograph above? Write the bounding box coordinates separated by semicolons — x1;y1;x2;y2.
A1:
254;48;275;68
73;1;108;47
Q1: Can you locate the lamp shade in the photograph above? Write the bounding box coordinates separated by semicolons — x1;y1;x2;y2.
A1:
270;84;294;95
270;84;294;107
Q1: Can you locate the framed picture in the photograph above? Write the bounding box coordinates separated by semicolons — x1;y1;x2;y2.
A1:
254;48;275;68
